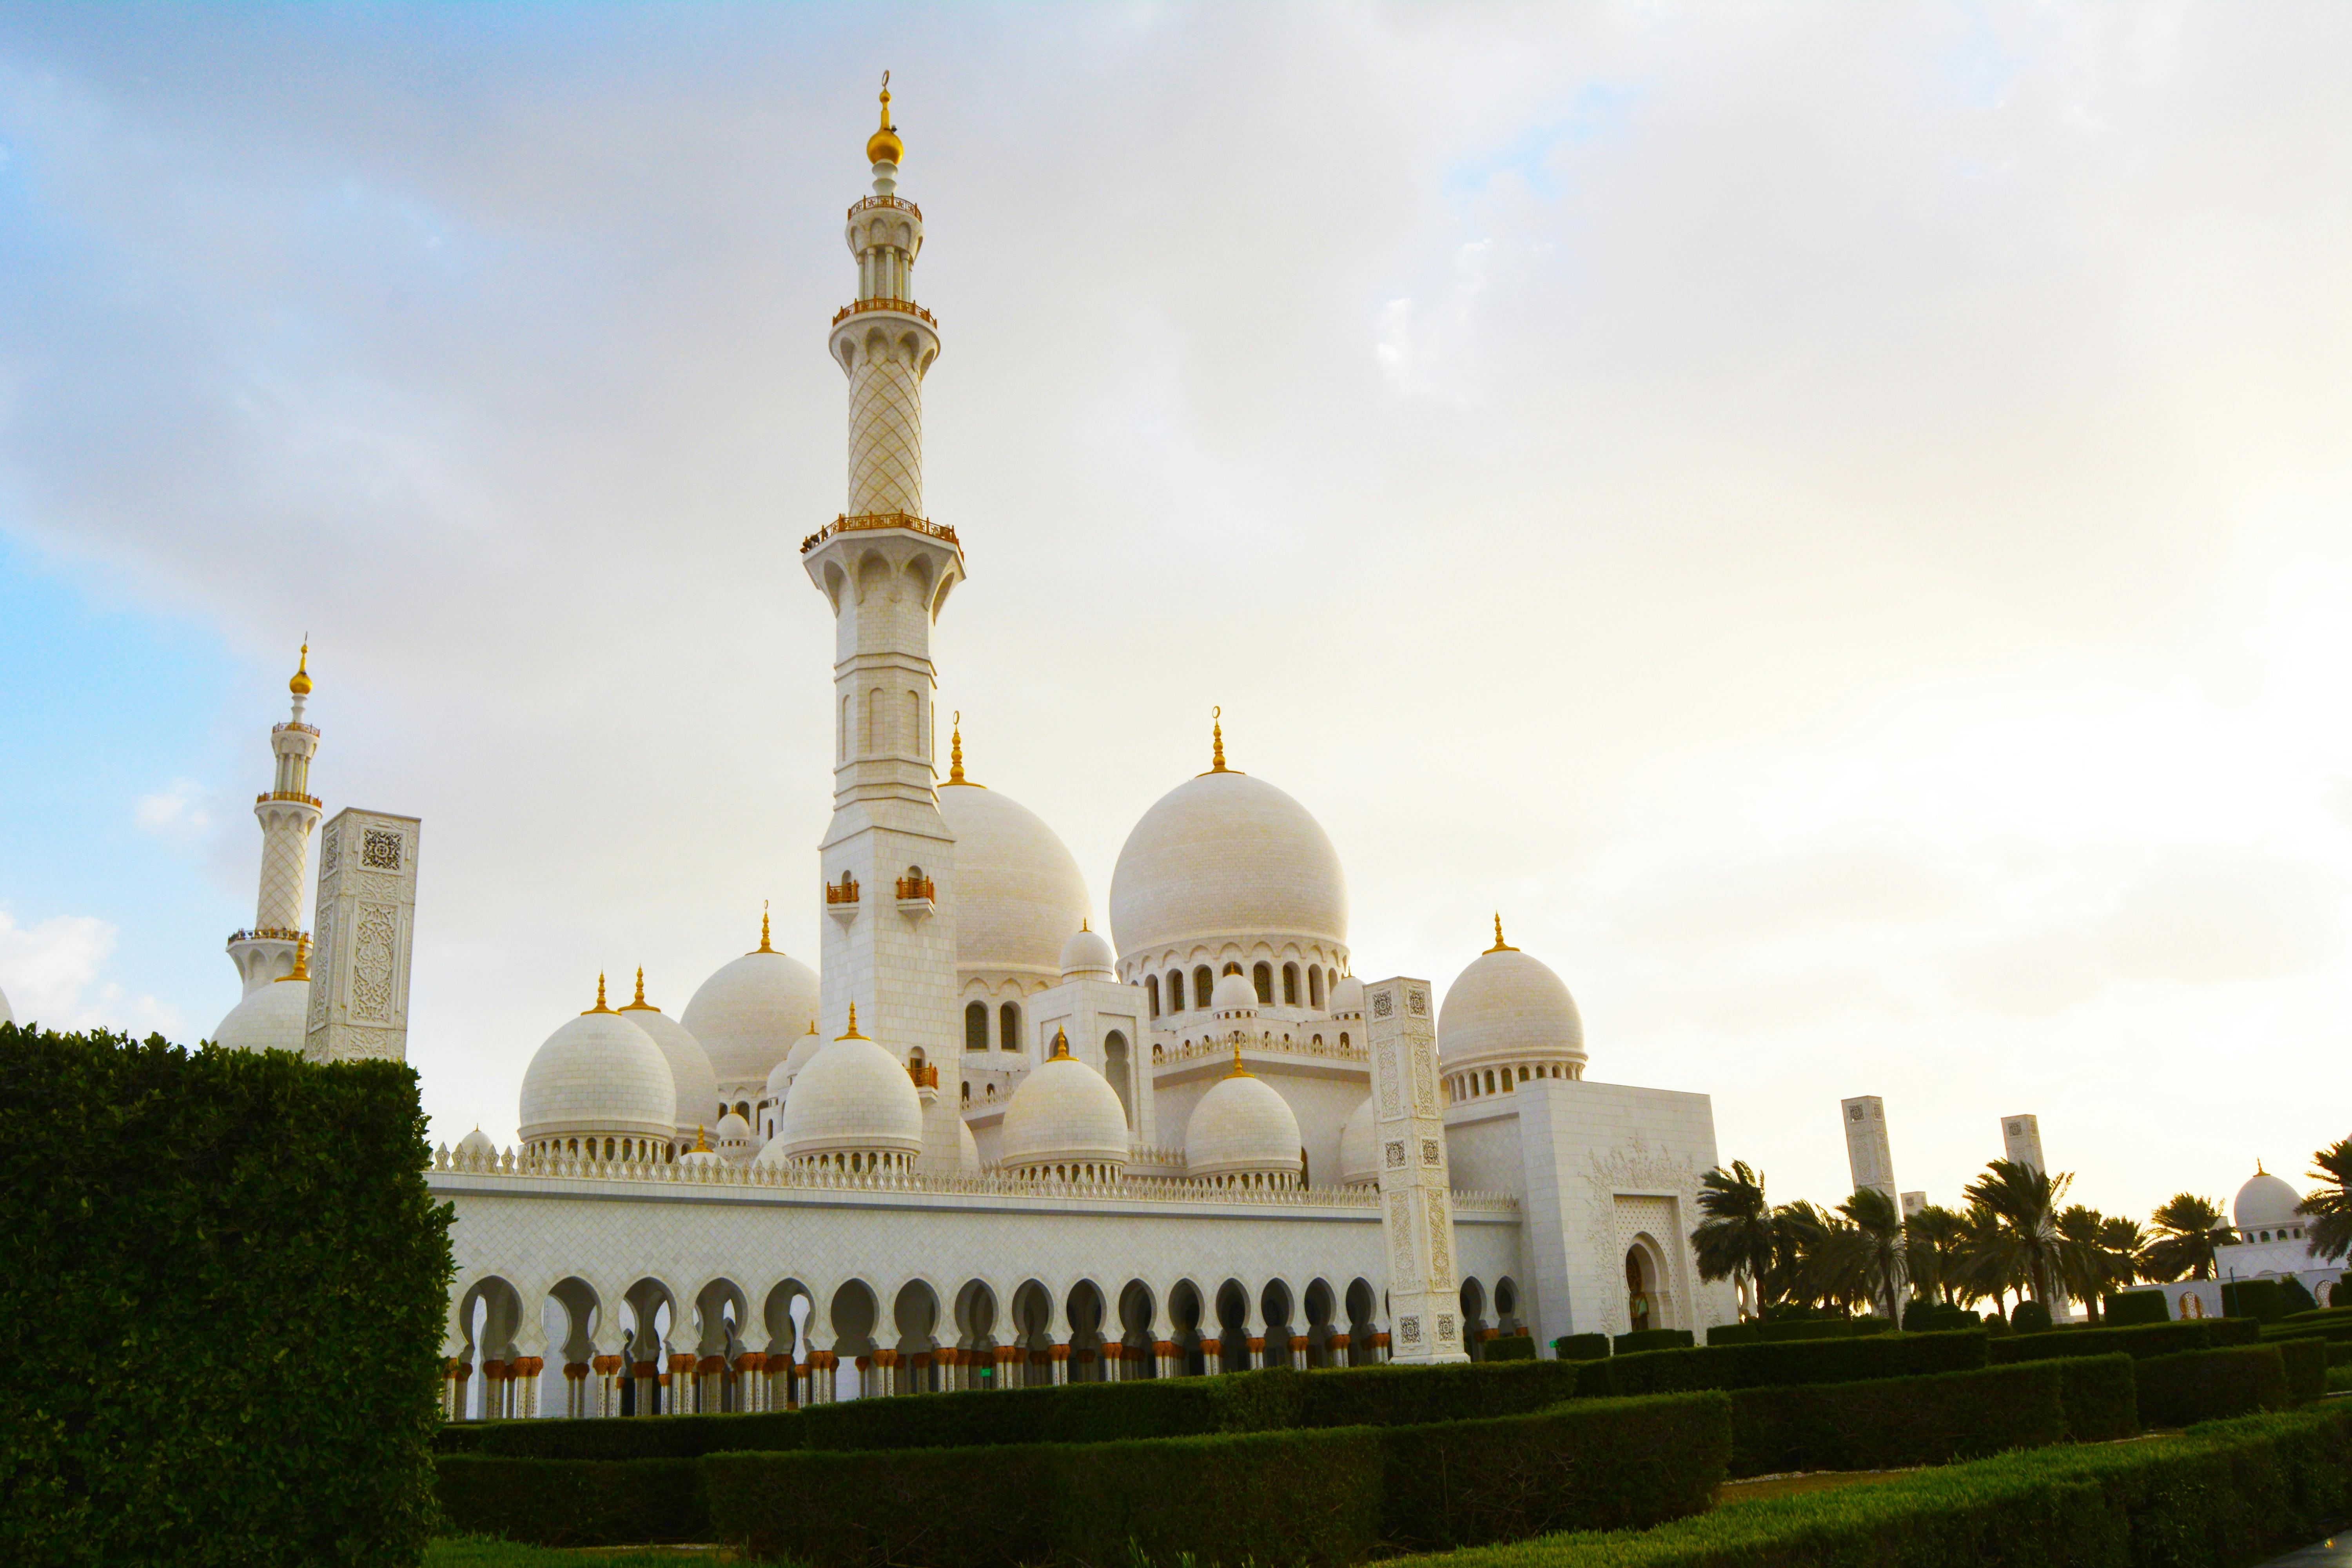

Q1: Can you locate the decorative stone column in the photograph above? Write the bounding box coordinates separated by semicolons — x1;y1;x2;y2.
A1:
993;1344;1016;1390
1198;1337;1222;1375
1328;1332;1352;1368
1154;1339;1177;1380
593;1354;622;1417
1291;1334;1312;1368
564;1361;590;1419
479;1359;507;1421
1048;1342;1067;1386
1365;975;1470;1364
443;1357;466;1421
911;1350;931;1394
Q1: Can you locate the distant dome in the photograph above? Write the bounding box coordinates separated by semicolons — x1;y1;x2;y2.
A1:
1109;770;1348;957
456;1127;497;1161
213;978;309;1054
714;1110;752;1160
1185;1071;1303;1186
681;936;819;1093
520;1003;676;1145
1439;943;1586;1073
775;1023;826;1091
2234;1168;2302;1233
1060;925;1116;981
752;1131;791;1166
1212;971;1258;1014
1331;976;1364;1016
938;782;1092;980
1338;1096;1378;1187
958;1118;980;1174
776;1020;923;1170
1001;1035;1130;1178
617;989;720;1140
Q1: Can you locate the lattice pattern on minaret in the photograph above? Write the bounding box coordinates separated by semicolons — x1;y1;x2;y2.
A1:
848;354;924;517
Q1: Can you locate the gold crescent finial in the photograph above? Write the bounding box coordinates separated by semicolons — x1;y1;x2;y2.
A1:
1206;706;1230;773
867;71;903;164
289;639;313;697
757;901;774;953
1049;1025;1071;1060
946;711;975;786
693;1123;710;1153
1487;914;1515;953
619;965;652;1010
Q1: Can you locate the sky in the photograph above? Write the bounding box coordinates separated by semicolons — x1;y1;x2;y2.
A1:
1;3;2348;1230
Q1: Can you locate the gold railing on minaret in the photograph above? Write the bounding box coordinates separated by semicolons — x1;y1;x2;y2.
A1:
800;512;961;556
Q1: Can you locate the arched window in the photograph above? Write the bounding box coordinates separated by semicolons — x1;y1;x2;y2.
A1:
865;686;882;752
1252;963;1273;1004
1483;1070;1496;1095
1146;976;1161;1017
1000;1001;1023;1052
965;1001;989;1051
1282;964;1300;1005
1194;965;1214;1004
1309;967;1323;1009
1167;969;1185;1011
960;1081;970;1103
1104;1030;1133;1124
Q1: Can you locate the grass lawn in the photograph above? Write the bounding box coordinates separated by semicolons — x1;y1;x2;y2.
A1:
426;1538;784;1567
1715;1468;1915;1503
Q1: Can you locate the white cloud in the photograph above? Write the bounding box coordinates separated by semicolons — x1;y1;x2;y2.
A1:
0;909;183;1036
134;777;217;842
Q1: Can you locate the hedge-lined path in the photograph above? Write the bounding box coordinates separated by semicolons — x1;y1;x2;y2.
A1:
2253;1537;2350;1566
426;1540;746;1566
1715;1467;1912;1502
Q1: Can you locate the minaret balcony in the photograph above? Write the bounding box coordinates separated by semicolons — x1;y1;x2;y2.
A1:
847;194;922;222
831;297;936;329
271;721;319;739
894;875;936;921
256;791;323;807
800;511;961;557
824;873;862;928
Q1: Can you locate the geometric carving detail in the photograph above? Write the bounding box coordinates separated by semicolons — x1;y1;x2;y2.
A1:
362;828;402;871
351;903;397;1020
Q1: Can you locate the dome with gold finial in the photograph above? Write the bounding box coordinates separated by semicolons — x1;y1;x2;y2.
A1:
1000;1027;1131;1180
1183;1054;1303;1188
867;74;903;166
775;1004;924;1171
616;965;722;1149
936;718;1093;984
681;906;820;1100
288;641;312;697
518;975;676;1158
1438;918;1585;1080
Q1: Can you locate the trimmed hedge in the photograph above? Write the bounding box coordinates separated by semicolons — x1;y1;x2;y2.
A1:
1555;1333;1611;1361
2008;1299;2053;1333
434;1456;705;1547
1614;1328;1695;1355
2102;1289;2172;1326
1578;1328;1987;1397
2223;1278;2288;1322
1726;1361;2072;1478
1988;1316;2259;1363
440;1360;1594;1462
2054;1354;2141;1442
0;1023;452;1568
2278;1335;2328;1405
2135;1345;2290;1428
1392;1407;2352;1568
703;1392;1731;1567
1708;1318;1896;1347
1484;1334;1538;1362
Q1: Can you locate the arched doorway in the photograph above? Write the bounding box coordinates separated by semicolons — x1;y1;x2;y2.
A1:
1624;1240;1670;1333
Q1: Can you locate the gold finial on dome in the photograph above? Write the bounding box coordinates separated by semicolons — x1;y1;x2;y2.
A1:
1228;1035;1252;1078
840;1002;866;1040
944;711;979;786
620;966;655;1011
755;902;774;954
1049;1025;1072;1061
1487;914;1515;954
693;1123;710;1154
586;972;612;1014
1200;706;1242;776
866;71;903;166
278;933;311;983
289;639;312;697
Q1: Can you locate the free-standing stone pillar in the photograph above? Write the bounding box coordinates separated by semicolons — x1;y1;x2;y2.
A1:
1365;976;1469;1364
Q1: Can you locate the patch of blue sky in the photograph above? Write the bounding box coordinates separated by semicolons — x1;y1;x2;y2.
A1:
0;532;250;1039
1440;78;1651;205
1936;4;2027;112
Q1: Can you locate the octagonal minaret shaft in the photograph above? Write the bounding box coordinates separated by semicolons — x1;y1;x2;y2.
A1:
227;645;322;994
801;80;964;1090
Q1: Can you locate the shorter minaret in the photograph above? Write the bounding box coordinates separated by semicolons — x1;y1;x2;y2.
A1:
227;645;323;993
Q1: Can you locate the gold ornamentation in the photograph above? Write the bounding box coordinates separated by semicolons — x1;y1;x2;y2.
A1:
829;298;938;328
1200;706;1243;776
755;902;774;953
1486;915;1515;953
895;873;935;901
620;966;657;1012
840;1002;865;1040
276;933;311;984
866;71;903;166
826;873;862;905
585;973;612;1014
799;511;958;556
693;1123;710;1153
944;712;980;786
1049;1025;1073;1061
289;640;312;697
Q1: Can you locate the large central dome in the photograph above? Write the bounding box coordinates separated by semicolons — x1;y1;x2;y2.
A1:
1109;769;1347;957
937;780;1090;980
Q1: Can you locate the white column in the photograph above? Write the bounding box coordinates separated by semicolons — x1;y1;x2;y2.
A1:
1366;976;1470;1364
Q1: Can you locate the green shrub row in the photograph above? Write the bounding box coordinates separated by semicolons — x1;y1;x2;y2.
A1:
436;1360;1593;1461
2224;1278;2288;1322
2135;1345;2291;1428
0;1023;452;1568
1709;1317;1898;1346
706;1393;1728;1567
1614;1328;1695;1354
2285;1302;2352;1327
2055;1354;2143;1443
434;1457;705;1549
1725;1359;2093;1479
1987;1316;2258;1364
1391;1407;2352;1568
1484;1334;1538;1362
2101;1289;2172;1326
1577;1328;1986;1397
2277;1337;2328;1405
1555;1333;1611;1361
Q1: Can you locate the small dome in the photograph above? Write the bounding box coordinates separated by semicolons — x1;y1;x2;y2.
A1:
1439;944;1586;1071
1185;1071;1303;1182
2234;1168;2302;1233
1109;769;1348;958
1331;976;1364;1016
680;917;819;1092
1338;1096;1378;1187
617;984;720;1140
753;1131;791;1166
958;1118;980;1174
1060;925;1115;980
1001;1033;1130;1175
212;979;309;1054
1212;971;1258;1014
937;782;1092;981
777;1018;923;1166
456;1126;497;1161
681;1146;724;1168
519;1003;676;1143
716;1110;750;1138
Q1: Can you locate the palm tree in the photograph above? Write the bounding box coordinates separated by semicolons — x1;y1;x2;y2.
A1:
2098;1216;2148;1294
1690;1161;1776;1319
1768;1200;1838;1314
2298;1137;2352;1262
1904;1204;1967;1305
2055;1207;2140;1322
2140;1193;2231;1282
1836;1187;1909;1321
1953;1204;2011;1314
1963;1159;2073;1307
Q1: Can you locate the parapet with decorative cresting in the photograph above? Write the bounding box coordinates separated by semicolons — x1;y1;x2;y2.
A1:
799;511;961;556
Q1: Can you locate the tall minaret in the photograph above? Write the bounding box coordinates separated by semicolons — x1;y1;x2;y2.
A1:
801;79;964;1071
226;645;323;993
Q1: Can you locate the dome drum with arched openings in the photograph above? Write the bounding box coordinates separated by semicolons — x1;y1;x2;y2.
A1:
1438;923;1587;1100
2233;1166;2303;1236
1109;722;1349;974
775;1007;924;1174
1183;1057;1305;1191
